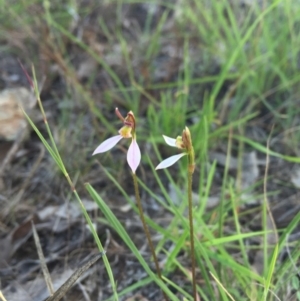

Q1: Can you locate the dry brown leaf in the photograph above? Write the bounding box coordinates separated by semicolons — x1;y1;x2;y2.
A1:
76;58;97;81
37;199;98;222
0;215;39;268
0;235;13;268
2;269;74;301
125;295;149;301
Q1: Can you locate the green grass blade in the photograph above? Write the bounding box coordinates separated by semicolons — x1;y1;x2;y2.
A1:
85;183;179;301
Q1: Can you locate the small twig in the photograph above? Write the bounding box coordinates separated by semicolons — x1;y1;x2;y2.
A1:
45;254;104;301
32;220;55;295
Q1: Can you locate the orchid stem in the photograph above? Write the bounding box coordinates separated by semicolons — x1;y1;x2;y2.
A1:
188;166;198;301
132;173;168;301
183;126;198;301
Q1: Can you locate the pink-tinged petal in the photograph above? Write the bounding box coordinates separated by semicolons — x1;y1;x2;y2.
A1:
92;135;123;155
162;135;177;147
127;139;141;173
155;153;187;170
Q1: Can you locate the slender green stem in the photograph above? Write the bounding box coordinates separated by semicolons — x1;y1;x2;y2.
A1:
132;173;168;301
187;168;198;301
183;126;198;301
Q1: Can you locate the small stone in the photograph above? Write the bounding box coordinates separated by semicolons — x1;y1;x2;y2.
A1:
0;87;36;141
